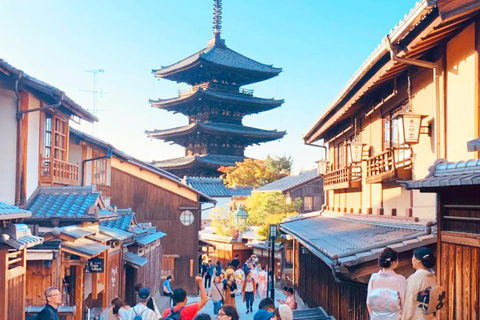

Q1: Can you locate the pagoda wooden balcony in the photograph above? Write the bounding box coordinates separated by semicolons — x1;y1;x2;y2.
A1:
40;158;79;186
324;165;362;190
178;82;254;97
366;150;412;184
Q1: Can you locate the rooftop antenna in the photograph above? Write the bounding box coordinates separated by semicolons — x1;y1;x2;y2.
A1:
213;0;222;39
80;69;106;135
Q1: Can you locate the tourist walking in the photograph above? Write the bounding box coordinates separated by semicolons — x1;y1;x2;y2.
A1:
215;261;223;276
367;247;406;320
257;266;268;298
135;282;160;314
37;286;62;320
204;260;215;289
230;254;240;270
217;305;239;320
162;276;208;320
112;297;131;320
126;288;158;320
242;273;256;314
402;247;438;320
254;298;275;320
208;276;225;315
224;274;238;308
233;265;244;294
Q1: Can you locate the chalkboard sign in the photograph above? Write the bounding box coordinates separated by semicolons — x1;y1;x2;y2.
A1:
87;258;104;273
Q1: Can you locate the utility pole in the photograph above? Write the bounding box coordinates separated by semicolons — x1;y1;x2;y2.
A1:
80;69;105;135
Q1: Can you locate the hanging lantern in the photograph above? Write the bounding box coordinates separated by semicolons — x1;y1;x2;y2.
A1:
269;224;278;239
316;160;328;175
395;110;427;145
233;205;249;229
347;141;366;163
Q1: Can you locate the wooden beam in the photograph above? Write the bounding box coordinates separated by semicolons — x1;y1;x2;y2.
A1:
102;250;109;309
74;265;84;320
0;248;8;320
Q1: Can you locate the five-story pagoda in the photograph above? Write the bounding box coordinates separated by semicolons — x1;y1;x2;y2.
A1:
147;0;286;177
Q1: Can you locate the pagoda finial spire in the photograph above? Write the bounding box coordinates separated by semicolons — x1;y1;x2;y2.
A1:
213;0;222;39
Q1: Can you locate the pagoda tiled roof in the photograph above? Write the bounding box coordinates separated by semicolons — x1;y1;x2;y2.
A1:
152;38;282;86
146;122;286;141
150;89;283;113
152;154;244;169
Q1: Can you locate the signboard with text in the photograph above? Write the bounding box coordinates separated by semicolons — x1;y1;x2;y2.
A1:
87;258;104;273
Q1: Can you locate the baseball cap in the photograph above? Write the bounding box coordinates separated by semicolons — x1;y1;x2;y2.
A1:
138;287;150;299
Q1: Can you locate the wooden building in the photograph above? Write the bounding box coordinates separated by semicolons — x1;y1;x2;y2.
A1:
147;0;285;177
0;203;43;320
256;169;324;214
291;1;480;318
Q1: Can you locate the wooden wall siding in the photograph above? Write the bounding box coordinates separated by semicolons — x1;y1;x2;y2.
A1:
107;249;122;303
438;241;480;320
135;244;163;299
290;180;324;213
111;168;199;293
26;259;62;306
298;247;368;320
8;274;25;319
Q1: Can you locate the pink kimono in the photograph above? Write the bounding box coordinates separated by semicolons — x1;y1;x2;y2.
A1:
367;270;406;320
257;270;268;298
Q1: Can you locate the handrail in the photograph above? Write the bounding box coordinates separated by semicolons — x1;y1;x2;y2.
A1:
366;149;412;180
178;82;254;97
40;158;79;185
324;165;362;186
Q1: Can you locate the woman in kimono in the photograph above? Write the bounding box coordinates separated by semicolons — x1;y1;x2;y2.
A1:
257;265;268;299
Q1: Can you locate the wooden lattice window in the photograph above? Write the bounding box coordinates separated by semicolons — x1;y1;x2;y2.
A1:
304;196;313;211
162;256;176;279
92;152;107;185
42;112;68;161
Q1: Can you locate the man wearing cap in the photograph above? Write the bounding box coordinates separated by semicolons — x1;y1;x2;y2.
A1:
127;287;158;320
162;276;207;320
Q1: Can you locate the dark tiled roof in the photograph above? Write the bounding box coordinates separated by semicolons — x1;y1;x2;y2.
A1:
58;226;96;239
150;89;283;110
184;177;231;197
135;231;166;246
256;169;321;192
153;39;282;86
100;226;135;241
101;210;136;230
124;251;148;268
147;122;286;141
153;154;244;169
280;214;435;267
62;238;110;257
0;59;97;123
26;186;112;221
229;186;254;197
0;203;32;220
69;128;132;160
0;223;44;250
29;240;62;251
402;159;480;190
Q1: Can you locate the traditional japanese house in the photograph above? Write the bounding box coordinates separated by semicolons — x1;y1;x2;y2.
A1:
101;208;165;307
283;0;480;318
0;203;43;320
147;0;285;177
256;169;324;213
69;128;215;294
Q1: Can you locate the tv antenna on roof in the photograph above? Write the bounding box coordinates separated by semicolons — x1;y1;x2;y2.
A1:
79;69;106;135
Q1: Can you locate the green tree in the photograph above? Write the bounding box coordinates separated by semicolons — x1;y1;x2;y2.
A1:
209;206;248;237
257;212;298;240
264;154;292;174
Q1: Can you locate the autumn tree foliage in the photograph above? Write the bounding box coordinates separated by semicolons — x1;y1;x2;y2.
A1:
219;155;293;187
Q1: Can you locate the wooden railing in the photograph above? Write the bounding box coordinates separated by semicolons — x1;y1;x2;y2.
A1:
178;82;254;96
40;158;79;186
366;150;412;183
324;165;362;190
95;183;112;197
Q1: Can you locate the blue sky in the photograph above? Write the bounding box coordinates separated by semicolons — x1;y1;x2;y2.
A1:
0;1;417;171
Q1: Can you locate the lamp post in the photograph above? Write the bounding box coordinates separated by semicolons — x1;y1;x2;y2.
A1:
233;205;249;230
269;224;278;300
395;110;427;145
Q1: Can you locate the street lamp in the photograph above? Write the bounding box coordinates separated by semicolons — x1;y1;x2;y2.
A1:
395;110;427;145
233;205;249;229
347;140;366;163
269;224;278;300
316;159;328;175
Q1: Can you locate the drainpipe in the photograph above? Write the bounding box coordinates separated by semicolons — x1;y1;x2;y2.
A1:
385;35;441;158
304;141;328;212
14;73;23;206
81;149;113;186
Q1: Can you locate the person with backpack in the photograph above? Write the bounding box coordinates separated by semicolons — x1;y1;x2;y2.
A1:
35;286;62;320
367;247;406;320
402;247;442;320
208;275;224;315
162;276;208;320
126;287;158;320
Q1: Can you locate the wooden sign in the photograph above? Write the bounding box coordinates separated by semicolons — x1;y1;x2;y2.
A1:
87;258;104;273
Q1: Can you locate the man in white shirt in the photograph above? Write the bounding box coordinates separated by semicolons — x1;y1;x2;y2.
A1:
127;287;158;320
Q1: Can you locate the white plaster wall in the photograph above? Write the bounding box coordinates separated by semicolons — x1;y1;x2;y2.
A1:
69;142;83;186
25;97;41;200
0;86;17;204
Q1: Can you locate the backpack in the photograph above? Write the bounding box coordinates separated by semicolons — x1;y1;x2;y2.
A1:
26;315;38;320
368;288;401;319
133;306;147;320
164;306;184;320
417;285;446;315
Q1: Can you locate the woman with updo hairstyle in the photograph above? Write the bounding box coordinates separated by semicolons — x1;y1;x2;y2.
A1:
366;247;406;320
402;247;437;320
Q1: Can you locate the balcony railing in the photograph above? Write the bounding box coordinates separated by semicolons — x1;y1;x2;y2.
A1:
366;150;412;184
40;158;79;186
178;82;254;97
324;165;362;190
95;183;112;197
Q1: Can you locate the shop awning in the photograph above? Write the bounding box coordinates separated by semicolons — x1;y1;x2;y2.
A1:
100;226;134;241
62;238;109;258
124;251;148;268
